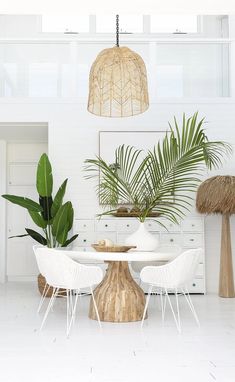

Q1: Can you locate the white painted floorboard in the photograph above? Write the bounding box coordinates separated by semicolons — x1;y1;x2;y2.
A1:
0;283;235;382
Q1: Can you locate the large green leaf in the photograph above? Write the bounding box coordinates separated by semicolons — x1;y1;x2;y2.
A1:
8;233;29;239
29;211;47;229
67;202;74;231
51;179;68;217
36;153;53;197
56;221;69;245
2;195;42;212
25;228;47;245
61;234;79;247
51;202;70;238
39;196;53;222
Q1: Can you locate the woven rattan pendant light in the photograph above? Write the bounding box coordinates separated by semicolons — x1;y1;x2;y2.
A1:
87;15;149;117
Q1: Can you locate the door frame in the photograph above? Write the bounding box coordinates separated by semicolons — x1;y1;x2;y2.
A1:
0;122;48;283
0;140;7;283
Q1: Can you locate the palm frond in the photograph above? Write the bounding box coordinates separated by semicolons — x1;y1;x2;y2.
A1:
84;112;232;224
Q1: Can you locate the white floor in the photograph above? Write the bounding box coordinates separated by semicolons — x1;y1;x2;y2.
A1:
0;283;235;382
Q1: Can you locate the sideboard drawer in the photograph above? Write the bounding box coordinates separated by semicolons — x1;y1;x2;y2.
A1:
158;219;181;232
160;233;182;246
183;234;203;248
181;218;203;232
74;219;94;232
77;232;94;247
145;220;161;232
116;219;139;233
187;278;205;293
196;263;204;277
96;220;117;232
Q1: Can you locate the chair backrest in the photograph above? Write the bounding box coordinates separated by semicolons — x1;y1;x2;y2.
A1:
35;247;94;289
33;244;45;275
167;248;202;286
141;248;202;288
131;244;182;274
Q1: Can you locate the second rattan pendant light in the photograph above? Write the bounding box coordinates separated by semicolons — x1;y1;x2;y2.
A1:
87;15;149;117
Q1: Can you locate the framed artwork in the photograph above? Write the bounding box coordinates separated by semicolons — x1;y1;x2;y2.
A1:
99;131;167;163
98;131;169;206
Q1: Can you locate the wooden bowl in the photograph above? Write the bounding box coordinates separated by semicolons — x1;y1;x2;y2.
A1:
92;244;136;253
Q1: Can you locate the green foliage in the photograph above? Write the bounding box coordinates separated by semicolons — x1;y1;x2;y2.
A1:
85;112;232;224
36;153;53;196
1;195;42;212
51;179;68;217
2;153;78;248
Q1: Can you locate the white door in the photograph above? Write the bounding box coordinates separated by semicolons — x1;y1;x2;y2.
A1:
7;143;47;280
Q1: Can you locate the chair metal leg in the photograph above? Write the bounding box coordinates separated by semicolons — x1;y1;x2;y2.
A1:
71;290;79;326
175;288;181;333
90;287;101;328
40;287;58;331
69;290;74;316
141;285;152;328
66;289;70;336
160;290;167;323
37;283;50;314
182;287;200;327
67;291;79;337
165;289;181;333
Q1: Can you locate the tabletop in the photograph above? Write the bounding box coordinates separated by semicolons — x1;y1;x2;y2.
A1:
68;249;176;262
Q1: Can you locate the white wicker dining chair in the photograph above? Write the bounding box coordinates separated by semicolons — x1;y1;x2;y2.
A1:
131;244;182;284
140;248;202;332
35;247;103;337
33;245;50;314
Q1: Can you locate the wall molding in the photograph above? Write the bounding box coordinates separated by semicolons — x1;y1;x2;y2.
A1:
0;141;7;283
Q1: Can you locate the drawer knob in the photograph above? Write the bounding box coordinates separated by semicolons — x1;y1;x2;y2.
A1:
170;239;174;242
105;224;108;227
192;283;196;287
190;239;194;242
83;239;87;242
127;224;130;227
192;224;195;227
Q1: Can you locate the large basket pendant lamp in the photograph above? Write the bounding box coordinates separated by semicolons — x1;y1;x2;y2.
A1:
87;15;149;117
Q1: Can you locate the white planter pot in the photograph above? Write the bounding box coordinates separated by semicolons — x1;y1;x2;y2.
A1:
125;222;159;251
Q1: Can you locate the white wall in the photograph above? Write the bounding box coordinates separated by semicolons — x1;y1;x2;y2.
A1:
0;15;234;290
0;100;234;292
0;140;6;282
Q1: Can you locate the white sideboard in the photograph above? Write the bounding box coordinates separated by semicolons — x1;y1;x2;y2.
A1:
73;216;205;294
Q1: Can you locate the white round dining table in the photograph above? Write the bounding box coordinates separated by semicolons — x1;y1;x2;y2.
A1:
67;249;175;323
69;249;175;262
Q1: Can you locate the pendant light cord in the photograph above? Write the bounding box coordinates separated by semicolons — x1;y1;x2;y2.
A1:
116;14;119;47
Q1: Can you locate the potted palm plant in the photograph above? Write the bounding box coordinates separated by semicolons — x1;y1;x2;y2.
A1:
85;112;231;250
2;153;78;294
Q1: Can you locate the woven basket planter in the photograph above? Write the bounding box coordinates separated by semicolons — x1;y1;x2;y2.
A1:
37;274;66;298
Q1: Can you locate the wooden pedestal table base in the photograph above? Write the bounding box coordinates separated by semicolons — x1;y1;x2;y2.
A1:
89;261;146;322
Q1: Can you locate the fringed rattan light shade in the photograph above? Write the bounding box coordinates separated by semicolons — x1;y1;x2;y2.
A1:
196;176;235;215
196;176;235;298
87;46;149;117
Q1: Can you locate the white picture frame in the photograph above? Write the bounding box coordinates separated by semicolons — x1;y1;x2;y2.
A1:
98;130;168;205
99;131;167;163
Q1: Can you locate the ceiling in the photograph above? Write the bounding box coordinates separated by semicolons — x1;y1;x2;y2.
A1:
0;0;234;14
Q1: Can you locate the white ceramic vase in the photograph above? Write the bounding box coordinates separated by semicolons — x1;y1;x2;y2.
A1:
125;222;159;251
